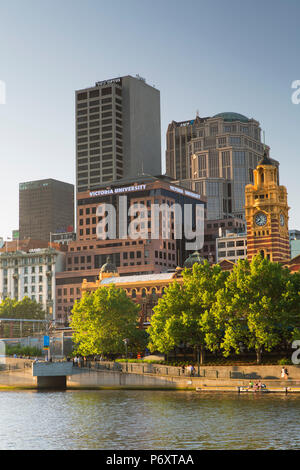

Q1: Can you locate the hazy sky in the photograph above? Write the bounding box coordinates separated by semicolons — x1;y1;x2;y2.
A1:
0;0;299;239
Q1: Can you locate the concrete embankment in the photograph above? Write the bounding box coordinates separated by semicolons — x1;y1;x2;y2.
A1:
67;362;300;392
1;359;300;392
0;358;36;389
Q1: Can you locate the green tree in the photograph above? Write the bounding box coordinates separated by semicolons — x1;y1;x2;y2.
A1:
0;297;46;319
148;262;229;364
0;297;47;337
70;284;141;356
212;255;300;363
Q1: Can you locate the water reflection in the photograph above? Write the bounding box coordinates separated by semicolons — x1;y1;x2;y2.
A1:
0;390;299;449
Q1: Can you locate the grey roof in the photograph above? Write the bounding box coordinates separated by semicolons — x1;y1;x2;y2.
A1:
100;272;176;285
213;112;249;122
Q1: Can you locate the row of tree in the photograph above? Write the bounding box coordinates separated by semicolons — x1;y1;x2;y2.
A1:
0;297;48;337
70;255;300;364
148;256;300;363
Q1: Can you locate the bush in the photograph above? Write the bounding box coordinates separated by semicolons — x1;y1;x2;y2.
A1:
278;358;293;365
6;345;43;357
116;358;164;364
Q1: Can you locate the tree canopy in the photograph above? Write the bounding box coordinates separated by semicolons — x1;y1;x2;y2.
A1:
148;256;300;364
70;284;142;356
148;261;229;363
0;297;46;320
212;256;300;363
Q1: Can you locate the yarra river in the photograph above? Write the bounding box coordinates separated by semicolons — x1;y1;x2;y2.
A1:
0;390;299;450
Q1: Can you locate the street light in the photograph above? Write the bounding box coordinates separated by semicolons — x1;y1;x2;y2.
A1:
123;338;129;360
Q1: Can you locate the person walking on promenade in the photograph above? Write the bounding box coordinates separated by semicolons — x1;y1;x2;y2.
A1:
281;367;288;379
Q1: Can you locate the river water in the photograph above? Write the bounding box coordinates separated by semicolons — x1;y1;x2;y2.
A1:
0;390;299;450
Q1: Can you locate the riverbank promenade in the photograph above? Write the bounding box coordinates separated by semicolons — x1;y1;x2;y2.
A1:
0;357;300;392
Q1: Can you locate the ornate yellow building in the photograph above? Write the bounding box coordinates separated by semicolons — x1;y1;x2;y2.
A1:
245;152;290;262
81;253;205;327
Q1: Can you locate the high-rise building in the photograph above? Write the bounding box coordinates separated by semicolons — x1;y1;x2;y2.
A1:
245;152;290;262
76;75;161;192
166;112;279;220
19;179;74;242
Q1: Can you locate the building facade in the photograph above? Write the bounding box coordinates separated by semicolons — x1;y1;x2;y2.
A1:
200;217;246;263
0;247;65;320
19;179;74;242
76;175;206;272
216;232;247;263
50;231;76;245
76;75;161;192
290;230;300;259
55;176;206;325
166;112;278;220
245;153;290;262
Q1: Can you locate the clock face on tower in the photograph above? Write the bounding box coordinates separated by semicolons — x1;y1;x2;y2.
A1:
280;214;285;226
255;212;267;226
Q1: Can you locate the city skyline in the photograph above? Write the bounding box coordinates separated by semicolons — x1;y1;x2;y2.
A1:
0;0;300;238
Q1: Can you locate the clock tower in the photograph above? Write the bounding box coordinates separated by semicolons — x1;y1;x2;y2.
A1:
245;152;290;262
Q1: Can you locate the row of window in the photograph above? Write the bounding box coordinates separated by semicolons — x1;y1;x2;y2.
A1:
77;97;113;108
2;265;52;275
218;240;247;249
1;257;54;267
77;86;122;101
218;249;246;258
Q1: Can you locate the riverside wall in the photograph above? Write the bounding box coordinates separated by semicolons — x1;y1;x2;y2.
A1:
67;362;300;390
0;358;36;387
1;359;300;390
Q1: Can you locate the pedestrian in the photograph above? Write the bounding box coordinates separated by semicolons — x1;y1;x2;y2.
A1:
281;367;286;379
284;367;289;380
257;380;262;390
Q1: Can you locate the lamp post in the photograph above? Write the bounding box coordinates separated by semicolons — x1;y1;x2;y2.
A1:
123;338;129;361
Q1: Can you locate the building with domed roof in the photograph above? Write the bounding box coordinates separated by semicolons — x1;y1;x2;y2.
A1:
183;251;206;268
166;112;279;221
81;252;215;327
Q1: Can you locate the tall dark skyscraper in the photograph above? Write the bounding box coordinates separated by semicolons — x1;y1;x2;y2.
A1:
76;75;161;192
19;179;74;241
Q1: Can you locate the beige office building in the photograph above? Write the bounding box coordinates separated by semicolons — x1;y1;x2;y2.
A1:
166;112;278;220
76;75;161;193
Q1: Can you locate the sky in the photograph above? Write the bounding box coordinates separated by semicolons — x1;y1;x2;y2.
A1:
0;0;299;239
